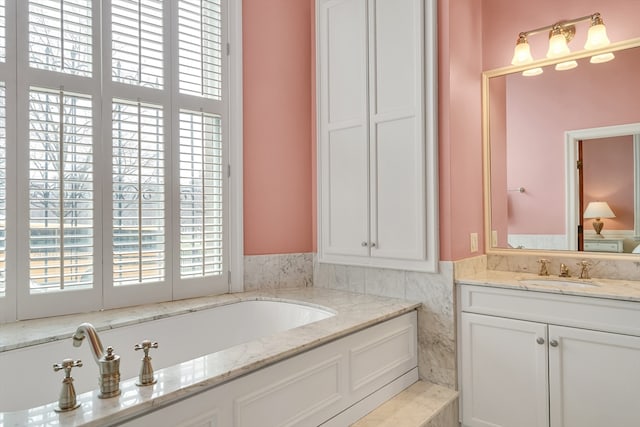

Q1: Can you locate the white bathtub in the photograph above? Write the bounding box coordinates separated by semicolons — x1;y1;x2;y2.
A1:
0;290;419;426
0;300;333;412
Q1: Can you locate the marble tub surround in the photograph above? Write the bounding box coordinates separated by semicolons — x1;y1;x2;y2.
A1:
456;268;640;302
243;252;313;290
487;252;640;282
0;288;419;426
314;261;457;389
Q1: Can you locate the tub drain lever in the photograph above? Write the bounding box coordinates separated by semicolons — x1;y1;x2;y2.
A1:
134;339;158;386
53;358;83;412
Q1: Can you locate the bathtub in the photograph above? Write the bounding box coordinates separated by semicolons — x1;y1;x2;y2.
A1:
0;289;419;426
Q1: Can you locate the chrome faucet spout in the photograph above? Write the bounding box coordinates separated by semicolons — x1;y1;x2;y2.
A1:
72;322;104;364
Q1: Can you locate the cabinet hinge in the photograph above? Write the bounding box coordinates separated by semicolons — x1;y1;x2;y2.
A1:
227;164;231;178
577;160;583;170
226;42;231;56
228;271;231;287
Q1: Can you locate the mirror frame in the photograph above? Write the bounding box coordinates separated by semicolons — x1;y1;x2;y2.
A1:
483;37;640;257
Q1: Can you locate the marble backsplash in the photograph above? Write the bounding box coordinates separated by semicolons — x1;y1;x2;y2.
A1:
314;260;457;390
487;252;640;281
243;253;313;291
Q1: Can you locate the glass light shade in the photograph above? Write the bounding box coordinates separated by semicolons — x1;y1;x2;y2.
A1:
547;33;571;58
511;41;533;65
584;24;611;50
522;67;543;77
590;52;615;63
555;60;578;71
583;201;616;219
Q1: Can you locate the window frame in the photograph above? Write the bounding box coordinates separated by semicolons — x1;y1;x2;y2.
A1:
0;0;243;322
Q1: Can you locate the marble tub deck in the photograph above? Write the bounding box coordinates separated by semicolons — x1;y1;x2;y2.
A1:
0;288;420;427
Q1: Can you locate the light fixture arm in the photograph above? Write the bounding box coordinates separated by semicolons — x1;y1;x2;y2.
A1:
517;13;602;39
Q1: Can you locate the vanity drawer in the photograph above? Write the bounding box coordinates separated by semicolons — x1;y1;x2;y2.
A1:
460;285;640;336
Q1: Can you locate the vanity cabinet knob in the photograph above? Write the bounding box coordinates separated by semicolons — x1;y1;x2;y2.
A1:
550;339;559;347
361;241;369;247
536;337;545;345
370;242;376;248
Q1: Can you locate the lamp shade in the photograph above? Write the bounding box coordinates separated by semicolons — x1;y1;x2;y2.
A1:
583;201;616;219
511;40;534;65
547;32;571;58
584;23;610;50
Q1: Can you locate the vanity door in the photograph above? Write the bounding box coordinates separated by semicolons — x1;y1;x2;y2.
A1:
548;325;640;427
461;312;549;427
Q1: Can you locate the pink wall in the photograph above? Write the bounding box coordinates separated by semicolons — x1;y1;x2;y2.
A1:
488;77;508;247
583;136;634;230
438;0;485;260
243;0;314;255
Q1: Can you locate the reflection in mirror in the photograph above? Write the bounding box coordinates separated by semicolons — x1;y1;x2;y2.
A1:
486;42;640;253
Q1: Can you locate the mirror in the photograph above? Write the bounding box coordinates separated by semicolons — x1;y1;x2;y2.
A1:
484;38;640;254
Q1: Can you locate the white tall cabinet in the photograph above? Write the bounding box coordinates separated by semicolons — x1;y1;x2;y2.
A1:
460;285;640;427
316;0;438;272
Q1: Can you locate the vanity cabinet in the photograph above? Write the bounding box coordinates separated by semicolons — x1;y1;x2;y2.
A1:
460;285;640;427
316;0;437;272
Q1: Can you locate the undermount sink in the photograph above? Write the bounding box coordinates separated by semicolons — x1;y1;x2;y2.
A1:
519;278;599;288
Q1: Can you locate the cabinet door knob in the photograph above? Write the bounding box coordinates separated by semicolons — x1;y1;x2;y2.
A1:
361;241;369;247
536;337;545;345
549;339;559;347
370;242;376;248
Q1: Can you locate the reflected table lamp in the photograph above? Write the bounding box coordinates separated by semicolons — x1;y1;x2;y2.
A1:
583;201;616;238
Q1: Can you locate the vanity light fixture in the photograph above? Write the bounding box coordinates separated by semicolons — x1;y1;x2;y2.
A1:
510;12;614;76
583;201;616;238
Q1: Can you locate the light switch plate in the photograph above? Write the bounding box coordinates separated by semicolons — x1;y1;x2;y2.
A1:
470;233;478;252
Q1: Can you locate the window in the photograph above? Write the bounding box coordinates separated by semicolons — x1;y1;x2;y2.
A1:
0;0;237;321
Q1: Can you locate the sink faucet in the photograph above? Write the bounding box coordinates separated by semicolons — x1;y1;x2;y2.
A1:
559;263;570;277
537;258;550;276
72;323;121;398
577;260;591;280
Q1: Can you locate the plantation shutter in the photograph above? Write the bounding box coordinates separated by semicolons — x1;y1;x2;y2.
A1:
179;110;223;278
28;88;94;293
111;0;163;89
0;0;6;63
28;0;93;77
0;83;5;296
178;0;222;100
112;99;165;286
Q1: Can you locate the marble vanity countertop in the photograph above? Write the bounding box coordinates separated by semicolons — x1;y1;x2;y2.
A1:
456;269;640;302
0;288;420;427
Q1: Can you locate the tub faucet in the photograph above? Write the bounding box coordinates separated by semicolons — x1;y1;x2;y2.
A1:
72;322;121;398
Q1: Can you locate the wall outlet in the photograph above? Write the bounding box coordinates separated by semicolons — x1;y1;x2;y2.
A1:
470;232;479;252
491;230;498;247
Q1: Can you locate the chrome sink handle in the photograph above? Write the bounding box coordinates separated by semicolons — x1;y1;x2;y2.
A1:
134;339;158;386
53;358;83;412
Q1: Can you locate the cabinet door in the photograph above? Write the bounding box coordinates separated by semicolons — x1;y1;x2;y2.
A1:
369;0;426;261
461;313;549;427
549;325;640;427
318;0;370;257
